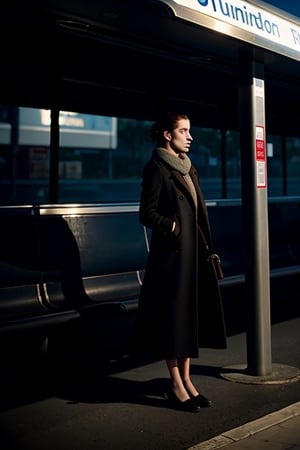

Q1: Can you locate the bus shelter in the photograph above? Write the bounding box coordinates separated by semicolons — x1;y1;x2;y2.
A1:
1;0;300;380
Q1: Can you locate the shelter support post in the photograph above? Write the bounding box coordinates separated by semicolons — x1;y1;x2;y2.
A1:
239;54;272;376
220;51;300;384
49;108;60;204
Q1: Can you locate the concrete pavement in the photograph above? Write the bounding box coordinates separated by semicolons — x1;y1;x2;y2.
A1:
0;314;300;449
189;402;300;450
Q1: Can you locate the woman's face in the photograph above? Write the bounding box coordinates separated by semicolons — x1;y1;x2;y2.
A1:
164;119;193;154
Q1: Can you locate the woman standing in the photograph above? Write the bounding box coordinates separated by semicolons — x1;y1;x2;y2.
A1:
134;112;226;412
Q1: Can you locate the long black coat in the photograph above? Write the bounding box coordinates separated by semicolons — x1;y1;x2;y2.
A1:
134;152;227;359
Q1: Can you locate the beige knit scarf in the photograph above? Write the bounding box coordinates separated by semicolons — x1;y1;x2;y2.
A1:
155;147;198;209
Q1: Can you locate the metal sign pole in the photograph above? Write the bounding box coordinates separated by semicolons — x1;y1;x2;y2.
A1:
220;52;300;384
239;53;272;376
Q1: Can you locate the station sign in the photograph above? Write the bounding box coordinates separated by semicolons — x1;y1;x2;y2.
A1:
164;0;300;59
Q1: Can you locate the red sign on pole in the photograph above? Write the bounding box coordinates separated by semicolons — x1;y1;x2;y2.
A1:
255;125;267;188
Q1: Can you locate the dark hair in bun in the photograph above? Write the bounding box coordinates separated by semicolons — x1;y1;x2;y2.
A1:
150;112;189;146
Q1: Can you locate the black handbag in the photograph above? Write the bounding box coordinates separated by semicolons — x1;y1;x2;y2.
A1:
198;225;224;280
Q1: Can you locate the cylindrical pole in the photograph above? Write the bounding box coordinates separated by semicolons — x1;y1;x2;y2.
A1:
239;52;272;376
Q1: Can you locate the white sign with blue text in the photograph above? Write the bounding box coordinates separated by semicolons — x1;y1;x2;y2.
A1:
172;0;300;54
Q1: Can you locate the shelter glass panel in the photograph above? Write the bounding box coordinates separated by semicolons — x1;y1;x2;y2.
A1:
225;130;241;199
191;127;223;199
58;116;152;203
286;137;300;196
266;134;283;196
0;106;50;205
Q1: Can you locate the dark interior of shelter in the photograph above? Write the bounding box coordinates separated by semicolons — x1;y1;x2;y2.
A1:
1;0;299;134
0;0;299;368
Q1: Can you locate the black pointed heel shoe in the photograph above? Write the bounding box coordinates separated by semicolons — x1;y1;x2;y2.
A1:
165;388;200;413
188;393;212;407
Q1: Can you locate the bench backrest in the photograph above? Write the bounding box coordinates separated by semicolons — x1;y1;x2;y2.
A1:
0;204;148;315
1;199;300;319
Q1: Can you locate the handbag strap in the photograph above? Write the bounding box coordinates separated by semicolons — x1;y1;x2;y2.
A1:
197;224;210;254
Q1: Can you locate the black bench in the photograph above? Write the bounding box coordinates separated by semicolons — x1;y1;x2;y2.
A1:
0;204;148;358
0;198;299;359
